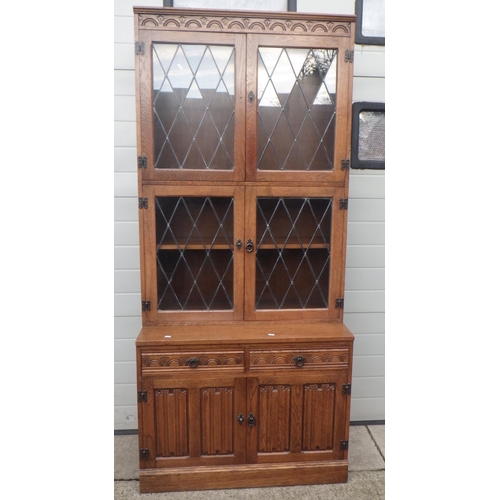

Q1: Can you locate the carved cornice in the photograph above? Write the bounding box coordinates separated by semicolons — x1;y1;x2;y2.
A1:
135;8;353;36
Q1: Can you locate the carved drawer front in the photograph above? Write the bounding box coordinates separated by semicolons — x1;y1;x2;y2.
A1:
141;350;244;372
249;347;349;371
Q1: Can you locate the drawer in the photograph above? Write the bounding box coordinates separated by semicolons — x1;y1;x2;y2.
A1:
249;347;349;370
141;349;245;372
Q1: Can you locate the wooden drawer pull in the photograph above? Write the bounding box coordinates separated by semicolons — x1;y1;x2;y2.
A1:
292;355;307;367
187;357;201;368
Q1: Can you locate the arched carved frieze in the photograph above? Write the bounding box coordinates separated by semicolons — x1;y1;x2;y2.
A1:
136;11;352;36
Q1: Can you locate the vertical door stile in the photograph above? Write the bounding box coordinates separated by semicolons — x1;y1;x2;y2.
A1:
329;186;345;320
233;186;245;320
245;34;258;181
234;34;247;182
142;184;157;324
244;186;257;320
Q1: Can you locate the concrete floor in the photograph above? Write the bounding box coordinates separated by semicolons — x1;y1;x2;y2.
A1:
114;425;384;499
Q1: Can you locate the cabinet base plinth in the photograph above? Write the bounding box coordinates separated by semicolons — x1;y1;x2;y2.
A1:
139;461;348;493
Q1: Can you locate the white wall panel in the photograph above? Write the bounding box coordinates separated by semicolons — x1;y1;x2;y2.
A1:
115;270;141;293
115;147;137;172
296;0;353;15
352;334;385;356
352;355;385;377
351;377;384;399
114;198;139;221
115;384;138;406
115;339;137;362
114;246;140;270
115;96;136;121
350;399;384;421
345;245;384;268
115;16;135;43
114;70;135;96
115;406;138;430
353;76;385;102
346;222;385;245
115;293;142;317
115;361;137;384
343;312;384;334
344;291;385;313
348;175;385;198
115;173;138;197
115;316;143;340
345;268;384;291
115;222;139;246
114;121;137;147
353;50;385;78
115;43;134;70
348;199;385;221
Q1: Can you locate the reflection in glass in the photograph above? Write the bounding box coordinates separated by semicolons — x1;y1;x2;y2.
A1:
358;111;385;161
257;48;337;171
152;43;235;170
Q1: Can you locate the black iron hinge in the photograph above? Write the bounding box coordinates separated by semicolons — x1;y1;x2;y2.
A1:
139;448;150;460
139;197;149;209
341;159;350;171
339;199;348;210
135;41;145;55
142;300;151;312
138;390;148;403
335;298;344;309
138;156;148;169
345;50;354;63
342;383;352;395
340;440;349;451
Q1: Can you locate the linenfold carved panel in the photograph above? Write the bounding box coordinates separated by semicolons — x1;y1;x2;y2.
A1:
136;10;351;36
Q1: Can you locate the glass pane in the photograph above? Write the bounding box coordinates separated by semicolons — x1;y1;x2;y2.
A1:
257;48;337;171
153;43;235;171
361;0;385;38
174;0;288;9
155;196;234;311
358;111;385;161
255;197;332;310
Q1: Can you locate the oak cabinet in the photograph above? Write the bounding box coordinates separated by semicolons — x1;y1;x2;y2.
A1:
134;6;355;493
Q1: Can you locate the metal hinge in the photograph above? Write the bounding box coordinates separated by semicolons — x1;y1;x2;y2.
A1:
335;298;344;309
345;50;354;63
139;448;150;460
342;383;351;395
138;390;148;403
135;41;145;55
139;197;149;209
142;300;151;312
339;199;348;210
340;440;349;451
341;159;350;171
138;156;148;169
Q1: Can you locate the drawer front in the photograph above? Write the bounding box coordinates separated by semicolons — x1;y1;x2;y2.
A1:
141;350;245;372
249;347;349;371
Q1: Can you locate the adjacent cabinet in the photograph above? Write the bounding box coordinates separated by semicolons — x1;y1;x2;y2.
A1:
133;7;356;493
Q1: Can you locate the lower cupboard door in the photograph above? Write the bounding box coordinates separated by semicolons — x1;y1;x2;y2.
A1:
139;377;247;468
246;374;349;464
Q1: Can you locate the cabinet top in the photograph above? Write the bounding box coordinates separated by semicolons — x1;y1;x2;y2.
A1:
137;321;354;346
133;7;356;36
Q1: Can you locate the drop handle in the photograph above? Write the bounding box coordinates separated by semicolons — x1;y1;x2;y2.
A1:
293;355;307;367
236;239;243;250
245;239;254;253
247;412;256;427
237;413;245;425
248;91;255;103
187;357;201;368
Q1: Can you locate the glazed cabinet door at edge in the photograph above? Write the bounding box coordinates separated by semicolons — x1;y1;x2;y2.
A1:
136;30;247;182
141;184;245;323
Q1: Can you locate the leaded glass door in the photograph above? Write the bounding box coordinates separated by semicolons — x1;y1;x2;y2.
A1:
246;34;353;182
244;186;346;321
136;30;246;182
142;185;245;322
